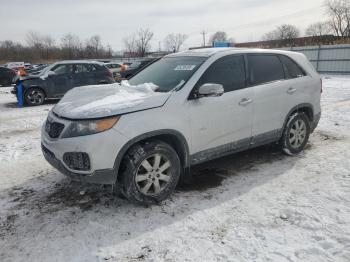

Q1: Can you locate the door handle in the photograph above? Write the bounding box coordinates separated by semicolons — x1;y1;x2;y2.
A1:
239;98;253;106
287;87;297;94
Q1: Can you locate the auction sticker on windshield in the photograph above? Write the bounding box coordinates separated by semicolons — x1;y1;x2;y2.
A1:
174;65;196;71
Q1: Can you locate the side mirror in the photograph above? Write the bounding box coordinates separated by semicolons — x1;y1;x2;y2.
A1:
197;83;224;98
47;71;56;77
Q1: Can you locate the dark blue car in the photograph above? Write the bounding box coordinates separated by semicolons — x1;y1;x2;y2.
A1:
11;61;115;106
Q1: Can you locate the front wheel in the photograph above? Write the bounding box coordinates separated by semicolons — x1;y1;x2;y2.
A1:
120;140;181;205
280;112;311;155
24;88;45;106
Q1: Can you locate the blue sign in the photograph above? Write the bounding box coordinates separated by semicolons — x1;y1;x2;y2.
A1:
213;42;231;48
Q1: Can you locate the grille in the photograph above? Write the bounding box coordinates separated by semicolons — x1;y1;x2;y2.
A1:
45;120;65;138
63;152;91;171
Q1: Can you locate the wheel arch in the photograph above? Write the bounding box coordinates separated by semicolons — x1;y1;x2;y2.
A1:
24;85;47;98
282;103;314;135
114;129;190;183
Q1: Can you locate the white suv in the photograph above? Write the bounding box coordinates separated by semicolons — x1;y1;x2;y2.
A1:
41;48;321;204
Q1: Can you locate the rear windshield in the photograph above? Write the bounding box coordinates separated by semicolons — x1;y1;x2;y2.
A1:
128;56;207;92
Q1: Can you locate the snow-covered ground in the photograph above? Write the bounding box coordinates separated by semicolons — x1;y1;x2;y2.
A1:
0;76;349;262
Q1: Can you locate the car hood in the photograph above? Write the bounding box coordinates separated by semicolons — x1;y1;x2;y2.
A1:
52;83;171;120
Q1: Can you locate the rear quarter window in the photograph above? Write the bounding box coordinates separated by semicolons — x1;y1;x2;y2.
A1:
279;55;306;79
248;54;284;86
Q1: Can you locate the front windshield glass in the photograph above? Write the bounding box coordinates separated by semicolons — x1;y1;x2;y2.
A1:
39;64;54;75
128;56;206;92
129;62;141;69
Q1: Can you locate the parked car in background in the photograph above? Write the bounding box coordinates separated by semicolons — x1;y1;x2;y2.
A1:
123;62;132;66
5;62;25;70
0;67;16;86
27;64;49;75
11;61;114;106
24;63;33;70
41;48;321;204
116;58;158;81
104;62;128;81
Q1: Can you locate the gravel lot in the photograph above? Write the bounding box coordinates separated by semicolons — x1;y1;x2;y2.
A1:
0;76;350;262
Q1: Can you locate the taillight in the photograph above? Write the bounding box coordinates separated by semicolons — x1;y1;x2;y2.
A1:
106;70;112;77
320;78;323;93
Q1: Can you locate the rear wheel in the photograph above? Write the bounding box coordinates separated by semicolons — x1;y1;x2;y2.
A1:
24;88;45;106
280;112;311;155
120;140;181;205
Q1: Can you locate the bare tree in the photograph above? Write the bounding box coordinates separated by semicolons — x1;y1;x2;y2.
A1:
135;28;154;57
26;31;44;48
123;34;137;57
305;22;331;37
42;35;55;59
88;35;101;57
1;31;113;63
61;33;81;59
164;33;188;52
263;24;300;41
325;0;350;37
209;31;228;44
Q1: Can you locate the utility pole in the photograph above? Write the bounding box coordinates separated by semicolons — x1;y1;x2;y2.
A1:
200;30;206;47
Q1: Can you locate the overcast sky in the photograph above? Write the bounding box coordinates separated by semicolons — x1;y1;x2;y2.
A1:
0;0;326;51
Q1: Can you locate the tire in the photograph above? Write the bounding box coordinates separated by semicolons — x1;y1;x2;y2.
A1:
24;87;45;106
120;140;181;205
280;112;311;156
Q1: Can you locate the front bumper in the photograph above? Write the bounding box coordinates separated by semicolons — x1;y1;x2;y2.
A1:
41;114;129;184
42;143;117;184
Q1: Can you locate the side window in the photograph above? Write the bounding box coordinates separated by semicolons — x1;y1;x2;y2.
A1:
71;64;91;74
51;65;68;75
248;55;284;86
196;55;246;93
90;64;97;71
279;55;306;79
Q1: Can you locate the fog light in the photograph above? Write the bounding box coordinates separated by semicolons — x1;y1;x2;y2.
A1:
63;152;90;171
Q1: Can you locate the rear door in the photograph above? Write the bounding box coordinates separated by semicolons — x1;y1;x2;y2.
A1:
188;55;254;162
70;64;93;88
248;54;289;145
278;54;309;112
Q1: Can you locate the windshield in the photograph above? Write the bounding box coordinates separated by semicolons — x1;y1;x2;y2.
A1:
128;56;206;92
39;64;54;75
129;62;141;69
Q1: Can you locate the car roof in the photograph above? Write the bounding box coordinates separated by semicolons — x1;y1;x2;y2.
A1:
105;62;122;65
54;60;104;65
166;47;299;58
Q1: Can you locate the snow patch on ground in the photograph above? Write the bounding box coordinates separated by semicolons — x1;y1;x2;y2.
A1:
0;77;350;261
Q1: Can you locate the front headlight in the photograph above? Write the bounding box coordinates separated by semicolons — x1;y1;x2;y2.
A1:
61;116;120;138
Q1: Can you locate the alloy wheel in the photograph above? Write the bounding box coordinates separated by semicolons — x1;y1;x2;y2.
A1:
135;153;172;196
27;90;44;105
289;119;307;148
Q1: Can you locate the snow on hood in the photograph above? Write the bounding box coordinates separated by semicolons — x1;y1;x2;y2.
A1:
53;82;171;119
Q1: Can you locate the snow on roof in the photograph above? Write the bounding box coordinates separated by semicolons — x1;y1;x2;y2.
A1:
55;60;104;65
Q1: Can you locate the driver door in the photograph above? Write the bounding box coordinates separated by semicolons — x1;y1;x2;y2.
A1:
49;64;72;97
188;55;254;163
